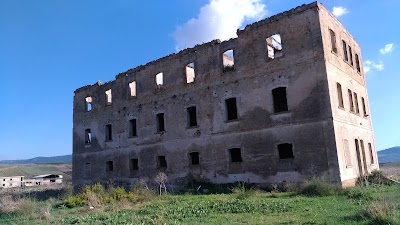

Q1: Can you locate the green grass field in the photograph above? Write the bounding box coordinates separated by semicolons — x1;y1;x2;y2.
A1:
0;165;399;224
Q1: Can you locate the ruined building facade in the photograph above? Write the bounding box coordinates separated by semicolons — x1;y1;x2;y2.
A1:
73;2;378;189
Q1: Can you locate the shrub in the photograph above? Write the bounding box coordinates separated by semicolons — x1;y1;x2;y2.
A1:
343;187;373;201
365;199;397;225
299;179;339;196
230;182;256;200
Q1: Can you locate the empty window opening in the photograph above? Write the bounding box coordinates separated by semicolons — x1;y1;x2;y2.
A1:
85;129;92;145
361;97;367;116
130;158;139;175
272;87;289;113
368;143;374;164
354;92;360;114
329;29;337;53
129;119;137;137
337;83;344;108
85;96;92;112
187;106;198;127
156;113;165;132
348;89;354;112
158;156;167;168
278;143;294;159
105;124;112;141
229;148;242;163
129;81;136;97
106;161;114;172
105;89;112;106
343;139;352;167
222;50;235;71
189;152;200;165
225;98;238;121
355;54;361;72
186;62;196;83
155;72;163;88
342;40;349;62
266;34;282;59
349;46;354;66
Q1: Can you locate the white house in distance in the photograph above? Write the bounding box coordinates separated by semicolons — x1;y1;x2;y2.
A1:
0;174;63;189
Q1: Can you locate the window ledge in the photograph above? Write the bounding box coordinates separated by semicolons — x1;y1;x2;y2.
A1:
338;106;345;110
331;50;338;55
187;126;199;129
225;119;239;123
128;135;138;139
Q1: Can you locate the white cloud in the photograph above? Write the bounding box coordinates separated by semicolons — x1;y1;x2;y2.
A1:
379;43;394;55
364;60;384;73
332;6;348;17
171;0;267;51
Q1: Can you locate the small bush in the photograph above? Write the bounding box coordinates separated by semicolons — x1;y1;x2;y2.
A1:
343;187;373;201
365;199;397;225
61;183;156;208
230;182;256;200
299;179;339;196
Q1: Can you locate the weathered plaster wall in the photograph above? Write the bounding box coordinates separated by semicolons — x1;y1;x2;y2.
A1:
72;2;375;189
318;5;378;186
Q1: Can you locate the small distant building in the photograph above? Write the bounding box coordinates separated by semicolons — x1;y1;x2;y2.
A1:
0;174;63;189
0;176;24;188
31;174;63;185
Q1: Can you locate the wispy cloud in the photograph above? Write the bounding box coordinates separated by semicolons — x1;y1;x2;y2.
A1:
379;43;394;55
332;6;348;17
364;60;384;73
171;0;267;51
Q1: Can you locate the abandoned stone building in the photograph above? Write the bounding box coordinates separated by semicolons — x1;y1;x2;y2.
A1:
73;2;378;189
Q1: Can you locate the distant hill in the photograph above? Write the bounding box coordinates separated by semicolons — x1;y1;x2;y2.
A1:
0;155;72;164
378;146;400;164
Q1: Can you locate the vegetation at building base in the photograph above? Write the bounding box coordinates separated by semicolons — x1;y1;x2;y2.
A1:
0;170;399;225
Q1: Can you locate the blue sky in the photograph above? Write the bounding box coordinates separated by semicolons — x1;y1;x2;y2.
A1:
0;0;399;160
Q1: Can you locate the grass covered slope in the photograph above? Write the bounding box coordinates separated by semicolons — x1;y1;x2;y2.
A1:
0;179;399;225
0;164;72;181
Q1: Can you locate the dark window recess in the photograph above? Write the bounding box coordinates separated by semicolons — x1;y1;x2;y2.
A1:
349;46;354;66
129;119;137;137
158;156;167;168
348;89;354;112
85;129;92;144
229;148;242;162
278;143;294;159
342;40;349;62
106;161;114;172
354;92;360;114
355;54;361;73
337;83;344;108
189;152;200;165
225;98;238;121
272;87;288;113
130;158;139;171
105;124;112;141
329;29;337;53
368;143;374;164
361;97;367;116
187;106;198;127
156;113;165;132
